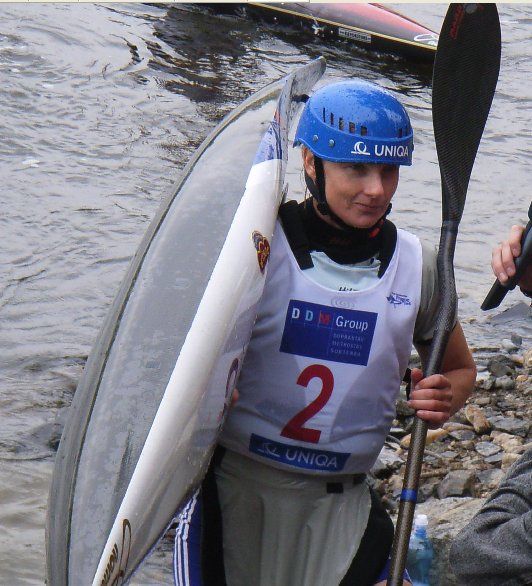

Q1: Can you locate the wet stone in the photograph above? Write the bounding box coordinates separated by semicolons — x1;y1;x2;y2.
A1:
501;338;520;353
524;348;532;369
457;440;476;451
502;452;522;469
482;406;504;419
450;411;471;426
474;396;491;407
424;454;439;465
478;376;496;391
475;441;501;457
371;445;404;478
496;399;516;410
491;431;524;452
510;354;525;367
476;468;505;490
475;371;491;384
510;334;523;347
488;416;530;438
437;470;476;499
494;375;516;390
418;479;438;503
464;404;492;434
484;452;504;465
449;429;476;441
487;355;515;377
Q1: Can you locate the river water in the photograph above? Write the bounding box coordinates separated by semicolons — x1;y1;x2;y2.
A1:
0;3;530;584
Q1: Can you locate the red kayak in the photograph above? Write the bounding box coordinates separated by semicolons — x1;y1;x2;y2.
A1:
214;3;438;62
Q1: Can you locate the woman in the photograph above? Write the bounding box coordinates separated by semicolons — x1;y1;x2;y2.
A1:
174;79;477;586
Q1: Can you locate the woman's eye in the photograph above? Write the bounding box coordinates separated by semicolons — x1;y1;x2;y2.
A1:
383;165;399;175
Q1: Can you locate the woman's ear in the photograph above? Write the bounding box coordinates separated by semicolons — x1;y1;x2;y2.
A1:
301;147;316;181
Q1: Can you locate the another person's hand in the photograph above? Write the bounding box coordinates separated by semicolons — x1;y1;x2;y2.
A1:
408;368;453;429
491;224;532;291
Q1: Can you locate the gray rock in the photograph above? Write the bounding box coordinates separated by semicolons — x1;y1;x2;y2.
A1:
491;431;524;453
487;355;515;377
449;429;476;441
371;445;404;478
464;404;492;434
501;338;519;352
511;334;523;347
478;376;496;391
484;452;504;464
502;452;522;470
437;470;476;498
496;399;517;410
494;375;516;390
488;415;530;437
474;441;501;457
474;396;491;407
418;479;438;503
476;468;505;490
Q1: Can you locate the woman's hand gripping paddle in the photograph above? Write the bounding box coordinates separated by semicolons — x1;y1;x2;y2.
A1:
388;5;501;584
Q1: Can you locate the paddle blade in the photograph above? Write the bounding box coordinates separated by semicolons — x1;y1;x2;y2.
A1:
433;4;501;223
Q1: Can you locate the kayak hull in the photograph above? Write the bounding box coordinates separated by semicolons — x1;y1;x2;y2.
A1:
209;3;438;62
47;59;326;585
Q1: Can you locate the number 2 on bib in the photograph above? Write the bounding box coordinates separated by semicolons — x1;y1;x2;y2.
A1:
280;364;334;444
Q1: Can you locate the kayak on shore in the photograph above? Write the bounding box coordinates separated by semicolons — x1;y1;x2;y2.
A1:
205;3;439;63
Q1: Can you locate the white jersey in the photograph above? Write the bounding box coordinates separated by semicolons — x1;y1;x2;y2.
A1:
220;221;422;475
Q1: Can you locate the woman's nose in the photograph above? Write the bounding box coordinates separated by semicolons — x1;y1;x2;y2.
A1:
363;169;385;197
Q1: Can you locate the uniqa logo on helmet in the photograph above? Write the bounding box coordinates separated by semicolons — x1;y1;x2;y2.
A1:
351;142;410;160
351;141;371;156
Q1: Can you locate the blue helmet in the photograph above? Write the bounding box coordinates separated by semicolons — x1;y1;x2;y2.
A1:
294;79;413;166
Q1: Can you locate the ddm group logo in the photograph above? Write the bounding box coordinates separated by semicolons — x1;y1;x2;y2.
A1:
280;300;377;366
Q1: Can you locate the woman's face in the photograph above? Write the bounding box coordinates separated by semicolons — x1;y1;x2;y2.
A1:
303;148;400;229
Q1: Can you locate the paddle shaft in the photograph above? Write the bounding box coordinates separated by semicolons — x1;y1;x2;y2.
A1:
388;4;501;584
389;224;458;584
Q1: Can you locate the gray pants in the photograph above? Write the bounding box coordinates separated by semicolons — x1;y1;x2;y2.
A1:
215;450;371;586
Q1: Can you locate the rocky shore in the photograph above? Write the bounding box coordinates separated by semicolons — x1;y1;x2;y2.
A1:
40;333;530;585
371;340;531;585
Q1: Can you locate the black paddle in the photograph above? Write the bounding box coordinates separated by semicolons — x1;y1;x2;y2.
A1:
387;5;501;584
481;201;532;310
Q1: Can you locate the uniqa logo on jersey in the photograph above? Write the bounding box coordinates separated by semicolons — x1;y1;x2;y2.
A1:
351;141;410;161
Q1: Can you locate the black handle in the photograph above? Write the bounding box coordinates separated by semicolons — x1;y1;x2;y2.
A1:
481;202;532;310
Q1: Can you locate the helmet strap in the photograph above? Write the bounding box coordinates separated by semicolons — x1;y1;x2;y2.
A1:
305;156;391;233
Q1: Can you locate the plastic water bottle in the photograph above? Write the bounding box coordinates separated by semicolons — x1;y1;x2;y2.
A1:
406;513;434;586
